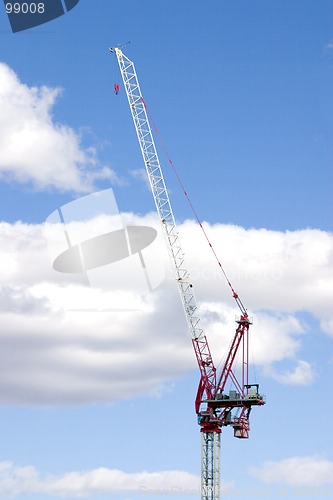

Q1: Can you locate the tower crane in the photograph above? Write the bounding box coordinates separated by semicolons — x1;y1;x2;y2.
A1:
110;47;265;500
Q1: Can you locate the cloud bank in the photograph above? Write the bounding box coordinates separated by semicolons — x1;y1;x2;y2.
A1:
0;461;200;497
250;455;333;487
1;455;332;498
0;63;116;192
0;215;331;406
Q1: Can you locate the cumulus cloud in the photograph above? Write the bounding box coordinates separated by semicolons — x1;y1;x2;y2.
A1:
0;461;200;497
0;63;116;191
0;216;332;405
267;359;316;385
180;221;333;330
250;455;333;486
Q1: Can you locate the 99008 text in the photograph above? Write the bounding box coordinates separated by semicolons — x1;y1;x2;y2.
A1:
5;3;45;14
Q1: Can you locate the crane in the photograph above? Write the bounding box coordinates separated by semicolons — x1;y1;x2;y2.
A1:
110;46;265;500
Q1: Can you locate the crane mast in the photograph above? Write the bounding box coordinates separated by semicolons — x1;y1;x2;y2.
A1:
111;47;265;500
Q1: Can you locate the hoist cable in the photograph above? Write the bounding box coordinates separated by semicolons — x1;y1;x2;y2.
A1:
140;97;247;316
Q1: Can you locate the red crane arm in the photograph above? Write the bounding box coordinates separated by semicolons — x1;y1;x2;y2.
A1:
215;315;251;397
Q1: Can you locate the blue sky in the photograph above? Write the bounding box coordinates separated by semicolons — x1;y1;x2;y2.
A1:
0;1;332;499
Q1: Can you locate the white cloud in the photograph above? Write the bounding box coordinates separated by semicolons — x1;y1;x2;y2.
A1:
0;63;116;192
0;217;332;405
250;455;333;486
180;221;333;331
0;461;200;497
324;40;333;51
129;168;151;190
267;359;316;385
320;317;333;336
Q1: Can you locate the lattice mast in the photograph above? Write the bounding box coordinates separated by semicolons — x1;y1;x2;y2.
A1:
110;47;265;500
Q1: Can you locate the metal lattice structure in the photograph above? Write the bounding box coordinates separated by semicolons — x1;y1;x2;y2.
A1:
110;46;265;500
202;432;221;499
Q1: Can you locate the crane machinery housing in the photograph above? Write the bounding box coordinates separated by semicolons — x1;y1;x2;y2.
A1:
110;46;265;500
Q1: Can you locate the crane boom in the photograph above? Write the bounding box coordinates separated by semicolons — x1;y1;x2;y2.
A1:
110;47;265;500
111;47;216;401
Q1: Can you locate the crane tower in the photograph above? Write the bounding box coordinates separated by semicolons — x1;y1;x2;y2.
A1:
110;47;265;500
